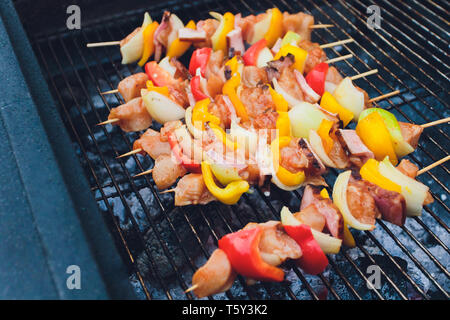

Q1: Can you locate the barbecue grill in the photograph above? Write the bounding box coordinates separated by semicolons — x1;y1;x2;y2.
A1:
2;0;448;299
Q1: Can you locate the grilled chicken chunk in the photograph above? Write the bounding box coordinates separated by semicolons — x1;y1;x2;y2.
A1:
298;40;327;74
282;12;314;41
108;97;152;132
152;154;187;190
335;129;375;168
117;72;149;103
280;138;326;177
399;122;423;149
301;185;343;238
294;204;326;232
347;175;381;226
244;221;302;267
174;174;216;206
192;249;237;298
133;129;171;160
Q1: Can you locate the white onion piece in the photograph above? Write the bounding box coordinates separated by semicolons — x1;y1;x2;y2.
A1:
256;47;274;68
247;10;272;44
120;12;152;64
184;106;203;139
166;14;184;49
333;77;365;119
280;207;342;254
308;130;337;168
158;56;177;77
378;157;428;216
288;102;327;139
272;78;302;108
332;171;375;230
142;91;185;124
294;70;320;103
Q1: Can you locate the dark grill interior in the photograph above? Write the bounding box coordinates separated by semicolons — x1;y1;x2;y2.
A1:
16;0;449;299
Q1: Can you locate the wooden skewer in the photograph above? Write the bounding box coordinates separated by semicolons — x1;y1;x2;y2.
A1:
133;169;153;178
421;117;450;128
309;24;334;29
101;89;119;95
325;54;353;64
97;118;119;126
184;283;199;294
320;38;354;49
86;41;121;48
350;69;378;81
160;188;176;194
417;156;450;176
116;148;142;159
368;90;401;103
87;25;334;48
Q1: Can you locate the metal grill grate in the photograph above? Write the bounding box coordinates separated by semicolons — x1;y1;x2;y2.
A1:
21;0;449;299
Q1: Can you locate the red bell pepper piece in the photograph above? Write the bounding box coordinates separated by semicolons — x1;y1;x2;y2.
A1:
282;224;328;275
190;75;209;101
242;39;267;66
189;48;212;77
145;61;174;87
218;227;285;282
166;131;201;173
305;62;329;96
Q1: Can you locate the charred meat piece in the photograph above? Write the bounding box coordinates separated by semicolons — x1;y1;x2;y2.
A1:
277;67;305;102
194;19;220;48
117;72;149;103
226;28;245;56
178;27;207;42
174;174;216;206
280;138;326;177
369;184;406;226
298;40;327;74
399;122;423;149
133;129;171;160
335;129;375;168
294;204;326;232
282;12;314;41
108;97;152;132
325;66;343;85
242;66;268;88
152;154;187;190
192;249;237;298
346;174;381;226
300;185;344;238
239;85;276;119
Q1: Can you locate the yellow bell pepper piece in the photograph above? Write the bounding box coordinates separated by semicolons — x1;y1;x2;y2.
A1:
166;20;196;58
274;44;308;73
222;74;249;122
264;8;283;48
360;158;402;193
212;12;235;52
356;112;398;165
225;56;240;76
276;111;291;137
343;223;356;247
192;98;221;130
271;136;306;186
201;161;249;205
317;119;334;154
208;123;240;150
320;188;330;199
146;80;169;97
269;86;288;112
138;21;159;67
320;91;354;127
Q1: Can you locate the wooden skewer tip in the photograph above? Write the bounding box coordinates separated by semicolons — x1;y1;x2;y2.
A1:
133;169;153;178
320;38;354;49
97;118;119;126
86;41;121;48
160;188;176;194
421;117;450;129
116;148;142;159
368;90;401;103
101;89;119;95
417;155;450;176
185;284;199;294
309;24;334;29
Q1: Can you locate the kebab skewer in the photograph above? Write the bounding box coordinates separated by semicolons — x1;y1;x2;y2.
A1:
184;155;446;298
86;9;334;65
